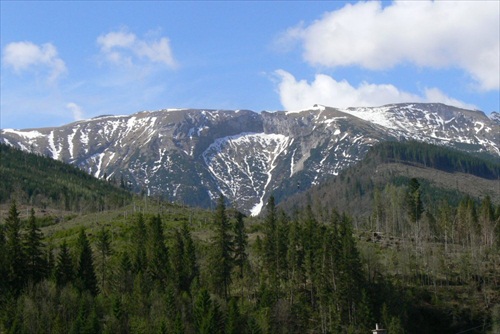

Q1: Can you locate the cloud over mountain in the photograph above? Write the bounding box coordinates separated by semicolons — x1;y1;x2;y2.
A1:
285;1;499;90
2;41;67;82
275;70;476;111
97;29;177;68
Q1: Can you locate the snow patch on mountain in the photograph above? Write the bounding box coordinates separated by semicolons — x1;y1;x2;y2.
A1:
203;132;291;216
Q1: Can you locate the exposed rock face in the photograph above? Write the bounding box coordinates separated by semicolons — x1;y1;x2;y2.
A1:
2;103;498;215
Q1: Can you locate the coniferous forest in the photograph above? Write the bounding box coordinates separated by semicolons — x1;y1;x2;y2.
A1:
1;143;499;333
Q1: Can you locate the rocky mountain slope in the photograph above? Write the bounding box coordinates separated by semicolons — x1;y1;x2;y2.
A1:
1;103;498;215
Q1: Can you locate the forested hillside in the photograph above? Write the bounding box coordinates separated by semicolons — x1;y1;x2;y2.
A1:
279;141;500;217
0;143;132;212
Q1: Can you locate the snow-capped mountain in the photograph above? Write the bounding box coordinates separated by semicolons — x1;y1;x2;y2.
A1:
1;103;498;215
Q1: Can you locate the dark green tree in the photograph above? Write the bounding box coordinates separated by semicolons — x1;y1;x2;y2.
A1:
276;208;290;282
263;195;278;286
114;252;134;295
226;298;243;334
181;221;198;289
96;226;112;293
23;208;47;284
55;241;75;287
171;221;198;293
0;224;7;300
406;178;424;223
233;211;248;280
75;229;99;296
209;194;233;300
194;289;218;334
147;214;170;288
286;218;304;304
337;214;365;325
302;204;320;307
132;213;147;273
4;201;26;295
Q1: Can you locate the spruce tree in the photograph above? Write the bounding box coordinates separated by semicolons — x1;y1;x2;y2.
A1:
24;208;47;284
233;211;248;280
181;221;198;290
337;214;364;324
55;241;75;287
0;224;7;299
406;178;424;223
302;204;320;306
96;227;112;293
132;213;147;273
209;194;233;300
171;228;185;292
76;229;99;296
263;195;278;285
4;201;26;295
147;214;170;288
171;221;198;293
115;252;134;294
226;298;243;334
276;208;289;282
194;289;216;333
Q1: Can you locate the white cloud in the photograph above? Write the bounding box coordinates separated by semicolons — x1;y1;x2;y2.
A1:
287;1;499;90
97;29;176;68
2;41;67;82
66;102;85;121
275;70;476;111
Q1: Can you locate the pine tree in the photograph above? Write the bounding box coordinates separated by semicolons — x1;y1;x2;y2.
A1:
76;229;99;296
171;221;198;293
0;224;7;300
286;218;304;304
181;221;198;290
194;289;216;334
276;208;289;282
337;214;365;324
233;211;248;280
55;241;75;287
302;204;320;307
114;252;134;294
96;227;112;293
132;213;147;273
263;195;278;286
209;194;233;300
171;228;185;292
406;178;424;223
4;201;26;295
23;208;47;284
147;214;170;288
226;298;242;334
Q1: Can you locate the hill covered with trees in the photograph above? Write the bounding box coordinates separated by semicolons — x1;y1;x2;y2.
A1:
279;140;500;218
0;143;132;212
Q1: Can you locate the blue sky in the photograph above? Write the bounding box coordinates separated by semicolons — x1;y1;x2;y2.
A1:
1;1;499;129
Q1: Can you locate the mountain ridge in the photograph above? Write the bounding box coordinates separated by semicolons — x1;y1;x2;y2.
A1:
1;103;498;214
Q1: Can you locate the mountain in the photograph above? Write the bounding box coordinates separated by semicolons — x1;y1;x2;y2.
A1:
1;103;498;215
